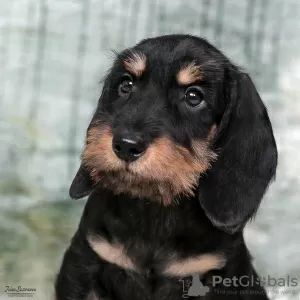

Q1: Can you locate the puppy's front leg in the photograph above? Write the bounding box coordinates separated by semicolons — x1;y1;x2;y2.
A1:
55;232;104;300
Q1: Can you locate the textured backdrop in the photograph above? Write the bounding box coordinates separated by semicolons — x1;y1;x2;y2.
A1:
0;0;299;299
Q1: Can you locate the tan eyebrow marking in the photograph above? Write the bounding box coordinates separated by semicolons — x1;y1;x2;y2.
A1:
88;236;137;271
123;52;146;77
163;253;225;277
177;62;203;85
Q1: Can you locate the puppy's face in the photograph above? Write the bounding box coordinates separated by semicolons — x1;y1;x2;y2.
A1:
83;36;227;204
71;34;277;232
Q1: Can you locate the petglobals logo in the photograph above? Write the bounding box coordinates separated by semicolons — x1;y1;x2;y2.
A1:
211;275;299;297
179;274;210;298
260;275;298;288
179;275;299;298
212;275;298;288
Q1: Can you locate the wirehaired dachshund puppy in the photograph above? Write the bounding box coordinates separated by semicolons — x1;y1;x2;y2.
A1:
55;34;277;300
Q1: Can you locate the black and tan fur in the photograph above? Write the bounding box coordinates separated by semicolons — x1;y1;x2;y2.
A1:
55;34;277;300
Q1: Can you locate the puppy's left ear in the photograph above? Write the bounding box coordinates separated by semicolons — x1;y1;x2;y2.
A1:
198;68;278;233
69;163;94;199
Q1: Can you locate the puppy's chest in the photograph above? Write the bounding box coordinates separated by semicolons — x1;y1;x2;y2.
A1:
88;235;224;278
85;198;225;277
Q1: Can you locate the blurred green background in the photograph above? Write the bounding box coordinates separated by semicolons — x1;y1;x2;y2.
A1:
0;0;300;299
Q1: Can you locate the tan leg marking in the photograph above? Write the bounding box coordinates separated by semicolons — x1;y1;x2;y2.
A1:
88;236;137;271
164;253;225;277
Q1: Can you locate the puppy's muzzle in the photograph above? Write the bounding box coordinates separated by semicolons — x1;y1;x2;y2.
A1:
112;133;147;162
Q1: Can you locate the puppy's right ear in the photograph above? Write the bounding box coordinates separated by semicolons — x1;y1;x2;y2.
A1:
69;78;108;199
69;164;94;199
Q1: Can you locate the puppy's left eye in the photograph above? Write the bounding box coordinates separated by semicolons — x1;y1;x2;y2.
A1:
184;87;204;107
118;76;133;96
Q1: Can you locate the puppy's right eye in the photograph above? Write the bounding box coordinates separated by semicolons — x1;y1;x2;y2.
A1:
118;76;133;96
184;87;204;107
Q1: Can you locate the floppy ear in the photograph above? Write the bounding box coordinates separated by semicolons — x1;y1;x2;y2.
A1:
198;68;278;233
69;163;94;199
69;84;108;200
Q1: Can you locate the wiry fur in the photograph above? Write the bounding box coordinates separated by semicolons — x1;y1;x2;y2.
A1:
56;34;277;300
83;123;217;204
123;52;147;77
177;62;203;85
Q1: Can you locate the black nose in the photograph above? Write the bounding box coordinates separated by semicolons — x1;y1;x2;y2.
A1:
112;135;147;162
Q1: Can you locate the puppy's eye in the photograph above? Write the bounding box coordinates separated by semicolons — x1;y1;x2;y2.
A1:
118;76;133;96
184;87;204;107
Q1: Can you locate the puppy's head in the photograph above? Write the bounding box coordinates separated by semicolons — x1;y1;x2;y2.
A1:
70;35;277;233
